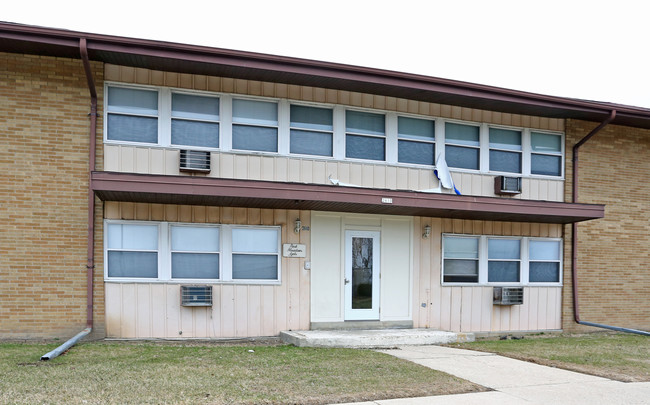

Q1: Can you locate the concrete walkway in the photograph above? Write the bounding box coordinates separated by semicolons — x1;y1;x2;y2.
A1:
336;345;650;405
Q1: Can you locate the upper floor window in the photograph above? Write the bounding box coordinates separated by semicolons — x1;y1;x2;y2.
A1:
489;128;522;174
398;117;435;165
531;132;562;176
345;110;385;161
171;93;220;148
107;87;158;144
290;105;333;157
445;122;480;170
232;99;278;152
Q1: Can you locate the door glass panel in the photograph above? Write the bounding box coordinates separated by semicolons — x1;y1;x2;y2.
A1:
351;237;373;309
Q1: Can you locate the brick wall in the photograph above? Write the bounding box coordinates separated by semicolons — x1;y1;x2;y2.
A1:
563;119;650;332
0;53;104;339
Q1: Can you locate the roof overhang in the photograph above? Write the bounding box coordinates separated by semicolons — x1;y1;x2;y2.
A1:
91;172;604;224
2;22;650;129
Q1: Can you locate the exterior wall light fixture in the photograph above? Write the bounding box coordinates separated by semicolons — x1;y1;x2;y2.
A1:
294;218;302;234
423;225;431;239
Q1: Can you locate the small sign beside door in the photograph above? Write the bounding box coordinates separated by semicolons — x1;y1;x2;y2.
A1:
283;243;306;258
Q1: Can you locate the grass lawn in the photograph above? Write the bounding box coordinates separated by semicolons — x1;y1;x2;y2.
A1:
452;332;650;382
0;341;486;405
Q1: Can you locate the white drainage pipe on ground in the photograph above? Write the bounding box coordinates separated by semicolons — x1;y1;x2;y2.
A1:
40;327;92;361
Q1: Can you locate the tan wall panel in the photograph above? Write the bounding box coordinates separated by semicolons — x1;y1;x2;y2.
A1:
104;204;310;338
104;148;565;201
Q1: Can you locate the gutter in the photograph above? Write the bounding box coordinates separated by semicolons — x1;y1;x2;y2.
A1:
571;110;650;336
41;38;98;360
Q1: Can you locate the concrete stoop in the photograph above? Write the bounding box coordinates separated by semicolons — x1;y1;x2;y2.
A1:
280;328;474;348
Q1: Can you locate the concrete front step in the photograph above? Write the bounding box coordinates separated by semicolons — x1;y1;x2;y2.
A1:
280;328;474;348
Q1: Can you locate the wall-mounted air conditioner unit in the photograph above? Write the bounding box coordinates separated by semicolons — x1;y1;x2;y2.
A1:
493;286;524;305
180;285;213;307
180;150;211;173
494;176;522;195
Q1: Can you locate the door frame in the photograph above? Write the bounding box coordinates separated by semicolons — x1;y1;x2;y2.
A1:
344;230;380;320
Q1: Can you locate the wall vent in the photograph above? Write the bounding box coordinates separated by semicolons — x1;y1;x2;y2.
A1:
494;176;522;195
180;285;213;307
180;150;211;173
493;287;524;305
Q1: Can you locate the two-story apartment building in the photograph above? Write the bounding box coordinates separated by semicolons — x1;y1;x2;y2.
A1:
1;23;648;340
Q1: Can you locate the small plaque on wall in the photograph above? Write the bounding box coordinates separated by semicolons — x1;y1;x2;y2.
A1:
283;244;306;258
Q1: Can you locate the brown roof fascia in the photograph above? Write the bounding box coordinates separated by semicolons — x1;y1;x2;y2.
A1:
91;171;604;224
2;22;650;128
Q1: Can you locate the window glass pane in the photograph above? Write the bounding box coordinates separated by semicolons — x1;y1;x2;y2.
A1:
346;111;385;135
232;99;277;126
529;240;561;261
171;120;219;148
398;117;434;141
489;150;521;173
531;154;562;176
445;123;479;146
232;228;278;253
290;129;333;156
290;105;333;131
443;259;478;282
531;132;561;153
488;239;520;259
171;253;219;279
232;125;278;152
398;140;434;165
107;114;158;143
489;128;522;151
172;93;219;121
232;254;278;279
488;261;520;282
446;145;479;170
171;226;219;252
107;251;157;278
107;87;158;115
346;135;385;160
444;237;478;259
107;224;158;250
529;262;560;282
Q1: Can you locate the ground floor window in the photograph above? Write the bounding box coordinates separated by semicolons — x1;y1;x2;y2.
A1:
105;221;281;284
442;234;562;285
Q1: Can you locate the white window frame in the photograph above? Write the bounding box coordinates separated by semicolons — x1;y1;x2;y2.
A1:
103;82;565;179
288;102;335;158
486;236;522;285
396;114;436;168
530;131;565;177
487;126;524;175
344;108;387;162
169;223;221;282
104;220;282;285
231;97;280;153
105;84;161;146
169;90;221;150
441;234;563;286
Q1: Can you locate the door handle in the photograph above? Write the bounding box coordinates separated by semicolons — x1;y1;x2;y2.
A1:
344;278;350;285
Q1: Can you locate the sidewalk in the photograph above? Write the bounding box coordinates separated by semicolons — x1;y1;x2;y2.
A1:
336;345;650;405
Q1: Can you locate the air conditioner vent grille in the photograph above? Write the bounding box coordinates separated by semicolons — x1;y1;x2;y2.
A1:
181;285;213;306
494;176;522;195
180;150;211;173
493;286;524;305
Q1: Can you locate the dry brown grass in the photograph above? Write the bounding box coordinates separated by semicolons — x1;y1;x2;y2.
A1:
452;332;650;382
1;341;487;404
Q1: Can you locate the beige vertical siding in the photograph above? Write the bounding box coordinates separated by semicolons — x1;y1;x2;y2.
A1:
104;147;565;201
413;217;563;333
103;203;310;338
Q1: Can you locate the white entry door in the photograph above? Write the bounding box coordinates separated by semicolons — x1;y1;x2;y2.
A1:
344;231;380;320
